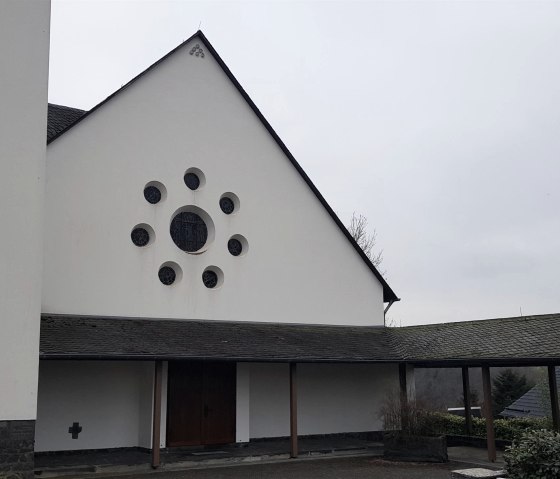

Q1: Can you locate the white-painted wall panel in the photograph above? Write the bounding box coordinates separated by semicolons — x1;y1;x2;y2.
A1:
236;363;251;443
35;361;154;451
43;34;386;326
249;363;290;438
249;363;398;438
0;0;50;420
36;361;400;451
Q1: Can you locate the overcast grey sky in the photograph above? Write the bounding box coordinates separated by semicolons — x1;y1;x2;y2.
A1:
49;0;560;326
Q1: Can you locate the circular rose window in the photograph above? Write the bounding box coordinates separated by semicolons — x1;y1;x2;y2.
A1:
170;211;208;252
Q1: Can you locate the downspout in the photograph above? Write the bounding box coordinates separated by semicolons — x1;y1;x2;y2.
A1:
384;300;395;327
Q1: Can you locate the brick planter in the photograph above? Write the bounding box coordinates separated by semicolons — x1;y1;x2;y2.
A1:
383;432;448;463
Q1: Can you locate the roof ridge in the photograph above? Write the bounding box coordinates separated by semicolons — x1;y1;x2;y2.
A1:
397;312;560;330
41;313;386;329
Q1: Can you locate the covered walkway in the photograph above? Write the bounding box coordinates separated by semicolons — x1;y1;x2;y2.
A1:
393;313;560;462
39;313;560;466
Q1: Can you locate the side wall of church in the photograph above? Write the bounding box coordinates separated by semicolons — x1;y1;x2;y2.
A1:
43;34;386;326
0;1;50;476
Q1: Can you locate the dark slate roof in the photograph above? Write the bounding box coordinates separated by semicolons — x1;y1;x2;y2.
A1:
43;30;398;303
40;313;560;363
40;315;400;362
501;367;560;418
390;314;560;366
47;104;86;142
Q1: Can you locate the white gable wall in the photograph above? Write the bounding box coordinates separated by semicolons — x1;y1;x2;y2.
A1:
44;36;385;326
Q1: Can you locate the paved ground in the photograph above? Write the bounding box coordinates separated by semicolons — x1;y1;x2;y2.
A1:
35;437;381;470
99;456;459;479
448;446;504;468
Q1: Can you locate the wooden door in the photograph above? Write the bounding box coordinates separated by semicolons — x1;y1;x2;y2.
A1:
166;361;236;447
202;362;236;445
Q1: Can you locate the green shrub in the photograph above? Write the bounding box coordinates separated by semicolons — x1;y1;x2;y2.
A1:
504;429;560;479
417;412;551;440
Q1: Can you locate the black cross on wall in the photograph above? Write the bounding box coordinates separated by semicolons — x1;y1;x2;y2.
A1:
68;422;82;439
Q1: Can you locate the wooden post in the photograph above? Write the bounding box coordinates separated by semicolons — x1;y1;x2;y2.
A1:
151;360;163;468
481;366;496;462
399;363;408;431
548;365;559;431
289;362;298;458
462;366;473;436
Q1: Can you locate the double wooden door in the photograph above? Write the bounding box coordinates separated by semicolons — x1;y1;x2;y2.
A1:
166;361;236;447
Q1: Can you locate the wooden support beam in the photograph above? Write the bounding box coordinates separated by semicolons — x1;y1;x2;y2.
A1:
548;365;559;431
289;362;298;458
151;360;163;468
481;366;496;463
462;366;473;436
399;363;408;431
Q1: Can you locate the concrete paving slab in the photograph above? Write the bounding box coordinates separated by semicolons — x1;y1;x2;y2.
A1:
451;468;505;478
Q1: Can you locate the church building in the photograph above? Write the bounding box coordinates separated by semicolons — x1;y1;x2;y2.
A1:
1;2;408;476
38;27;403;453
5;4;558;478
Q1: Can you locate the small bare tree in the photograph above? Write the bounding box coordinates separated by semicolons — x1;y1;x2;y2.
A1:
347;212;383;268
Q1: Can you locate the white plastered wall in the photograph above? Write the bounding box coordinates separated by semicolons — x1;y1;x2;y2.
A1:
36;360;402;450
0;0;50;421
35;361;154;452
43;34;386;326
248;363;399;439
236;363;251;443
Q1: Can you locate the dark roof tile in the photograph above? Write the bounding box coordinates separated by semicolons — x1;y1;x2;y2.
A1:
47;103;86;142
40;313;560;364
40;315;400;362
389;313;560;364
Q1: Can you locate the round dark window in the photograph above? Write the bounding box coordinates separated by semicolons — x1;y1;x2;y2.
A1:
158;266;176;285
184;172;200;190
202;270;218;288
228;238;242;256
170;212;208;252
131;228;150;247
144;185;162;204
220;197;235;214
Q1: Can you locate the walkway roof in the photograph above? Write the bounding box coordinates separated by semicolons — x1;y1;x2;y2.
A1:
40;313;560;365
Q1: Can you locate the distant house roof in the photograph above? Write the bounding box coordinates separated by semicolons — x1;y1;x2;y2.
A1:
501;367;560;418
40;313;560;364
47;104;85;142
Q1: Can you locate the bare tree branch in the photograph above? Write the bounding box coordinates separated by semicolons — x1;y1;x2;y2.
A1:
347;212;384;269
